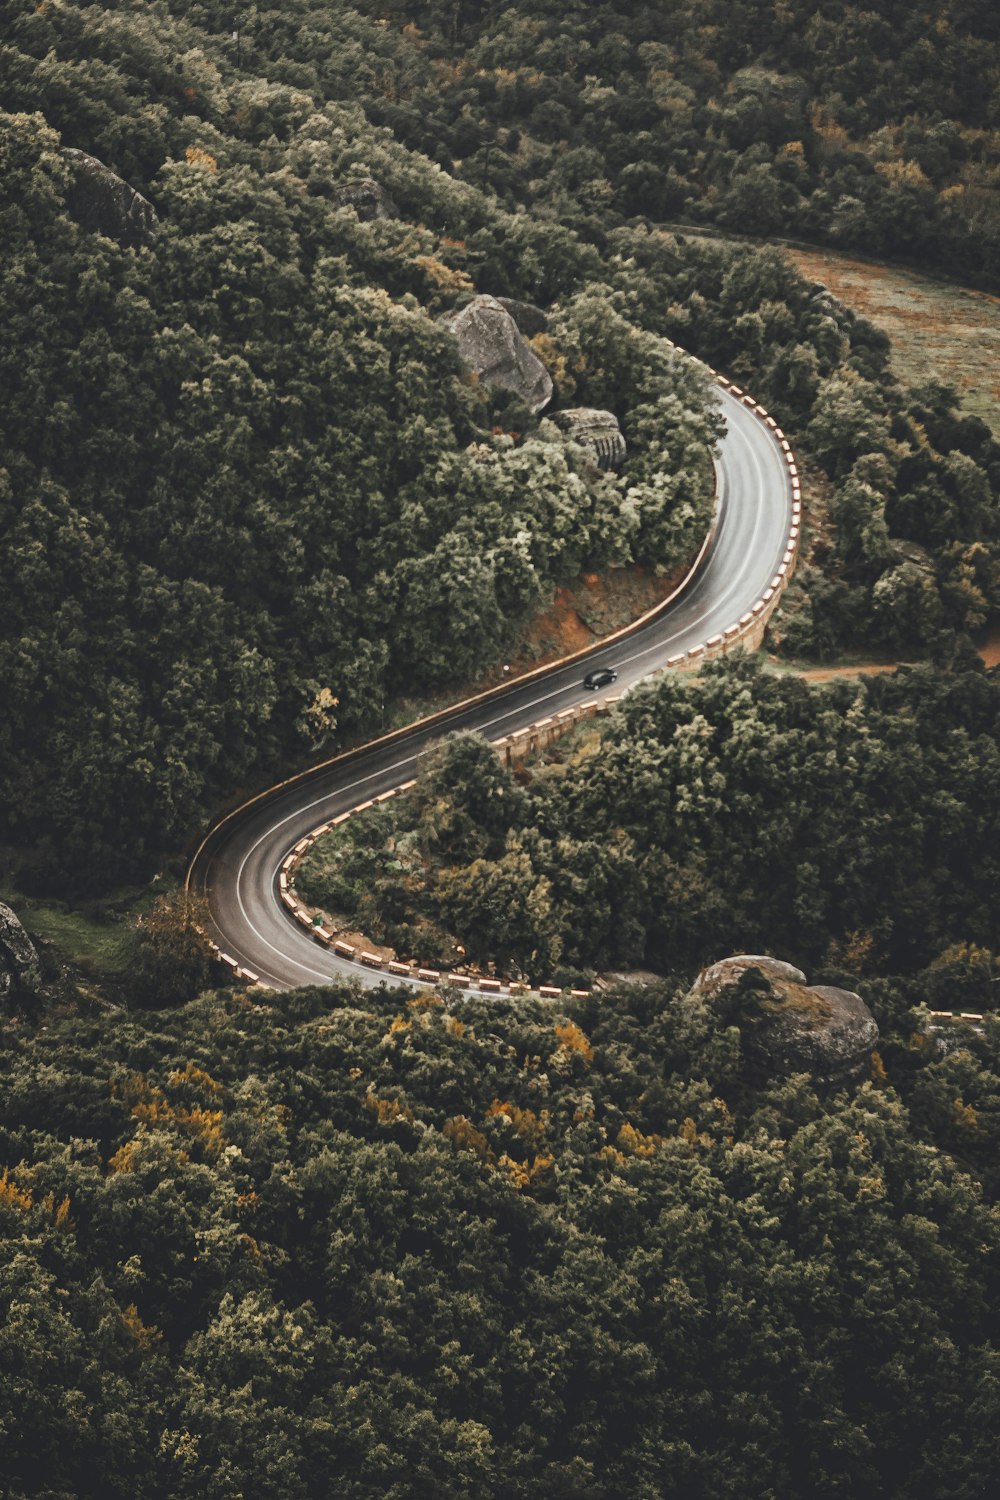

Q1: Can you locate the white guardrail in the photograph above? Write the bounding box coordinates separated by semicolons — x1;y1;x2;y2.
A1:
208;366;802;998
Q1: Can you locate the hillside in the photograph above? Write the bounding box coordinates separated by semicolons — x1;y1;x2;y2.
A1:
2;1;999;887
3;4;1000;1497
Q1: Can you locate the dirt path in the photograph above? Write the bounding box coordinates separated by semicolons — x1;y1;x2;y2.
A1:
781;633;998;680
792;662;903;682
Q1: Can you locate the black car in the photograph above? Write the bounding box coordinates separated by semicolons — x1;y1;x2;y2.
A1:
582;666;618;690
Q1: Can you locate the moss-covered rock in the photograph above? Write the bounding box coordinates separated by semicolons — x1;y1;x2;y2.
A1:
690;953;879;1086
330;176;399;221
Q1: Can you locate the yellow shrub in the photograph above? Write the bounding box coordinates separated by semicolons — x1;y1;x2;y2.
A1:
366;1092;415;1126
443;1115;492;1162
184;146;218;172
553;1021;594;1065
413;254;473;293
617;1122;662;1158
0;1168;32;1213
484;1099;549;1148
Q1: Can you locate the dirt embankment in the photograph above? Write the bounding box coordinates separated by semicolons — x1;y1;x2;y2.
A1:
431;559;695;704
978;626;1000;669
506;562;692;671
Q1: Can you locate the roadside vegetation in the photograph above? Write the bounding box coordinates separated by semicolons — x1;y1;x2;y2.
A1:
298;658;1000;990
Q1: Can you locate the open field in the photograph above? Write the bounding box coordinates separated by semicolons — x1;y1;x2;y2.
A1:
784;247;1000;435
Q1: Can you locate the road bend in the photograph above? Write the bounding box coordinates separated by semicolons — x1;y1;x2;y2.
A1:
188;385;793;991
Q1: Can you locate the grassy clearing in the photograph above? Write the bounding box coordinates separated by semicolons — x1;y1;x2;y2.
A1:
784;247;1000;435
0;877;139;981
23;905;137;976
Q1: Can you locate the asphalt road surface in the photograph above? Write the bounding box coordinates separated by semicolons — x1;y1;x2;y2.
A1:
188;383;794;991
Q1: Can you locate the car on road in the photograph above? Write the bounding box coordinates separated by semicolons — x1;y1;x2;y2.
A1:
582;666;618;690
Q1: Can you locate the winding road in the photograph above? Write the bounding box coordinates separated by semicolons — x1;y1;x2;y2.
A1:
187;380;795;992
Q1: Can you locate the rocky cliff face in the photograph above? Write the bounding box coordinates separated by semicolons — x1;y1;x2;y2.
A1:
331;177;399;221
62;148;158;245
689;953;879;1087
0;902;43;1007
443;295;553;413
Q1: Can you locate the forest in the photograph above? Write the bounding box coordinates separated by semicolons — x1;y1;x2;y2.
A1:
1;0;999;886
357;0;1000;284
3;1;1000;1495
2;976;1000;1499
296;657;1000;982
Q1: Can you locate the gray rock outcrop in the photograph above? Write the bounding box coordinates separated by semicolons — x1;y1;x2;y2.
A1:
443;294;553;413
62;148;158;245
689;953;879;1087
0;902;43;1006
552;408;627;469
888;537;935;572
598;970;667;989
331;177;399;221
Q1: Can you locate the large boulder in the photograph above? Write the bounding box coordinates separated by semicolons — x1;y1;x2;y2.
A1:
552;408;627;469
62;148;158;245
689;954;879;1087
0;902;43;1006
331;177;399;221
443;295;553;413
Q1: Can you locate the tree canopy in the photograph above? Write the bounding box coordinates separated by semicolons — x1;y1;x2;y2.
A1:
1;975;999;1498
2;1;999;885
3;4;1000;1493
299;657;1000;980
